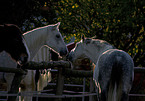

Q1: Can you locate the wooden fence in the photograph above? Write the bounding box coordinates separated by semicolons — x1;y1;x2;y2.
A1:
0;61;145;101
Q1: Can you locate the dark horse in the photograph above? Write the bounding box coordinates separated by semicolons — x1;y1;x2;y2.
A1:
0;24;30;65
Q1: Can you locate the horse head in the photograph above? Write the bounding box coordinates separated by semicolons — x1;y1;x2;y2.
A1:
68;35;93;69
0;24;30;66
68;35;91;62
68;35;112;69
45;22;68;56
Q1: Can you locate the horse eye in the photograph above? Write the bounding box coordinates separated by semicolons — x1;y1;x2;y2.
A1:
56;34;60;38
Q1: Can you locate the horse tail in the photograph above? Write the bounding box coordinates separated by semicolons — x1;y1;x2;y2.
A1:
108;79;122;101
107;64;122;101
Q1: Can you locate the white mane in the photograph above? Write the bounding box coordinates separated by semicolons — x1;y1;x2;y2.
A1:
23;26;48;60
23;23;60;60
72;38;114;64
88;39;114;63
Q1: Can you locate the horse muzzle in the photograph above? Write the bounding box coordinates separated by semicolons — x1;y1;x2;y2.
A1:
67;52;75;62
60;49;68;56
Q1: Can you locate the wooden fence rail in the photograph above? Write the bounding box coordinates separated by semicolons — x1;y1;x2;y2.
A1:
0;66;27;74
0;61;144;75
0;61;145;101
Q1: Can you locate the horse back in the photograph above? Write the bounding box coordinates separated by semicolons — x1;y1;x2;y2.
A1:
98;49;134;82
95;49;134;101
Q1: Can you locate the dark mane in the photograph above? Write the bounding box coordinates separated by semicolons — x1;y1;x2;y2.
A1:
0;24;23;41
0;24;22;35
3;24;22;35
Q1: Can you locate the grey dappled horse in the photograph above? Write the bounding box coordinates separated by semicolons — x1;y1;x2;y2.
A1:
68;36;134;101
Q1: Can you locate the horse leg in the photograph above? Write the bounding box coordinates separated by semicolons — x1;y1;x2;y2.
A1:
120;80;131;101
94;79;108;101
97;71;112;101
120;71;133;101
20;70;36;101
98;78;110;101
121;92;128;101
100;89;107;101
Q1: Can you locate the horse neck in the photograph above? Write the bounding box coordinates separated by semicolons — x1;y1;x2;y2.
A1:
87;44;113;64
23;27;48;60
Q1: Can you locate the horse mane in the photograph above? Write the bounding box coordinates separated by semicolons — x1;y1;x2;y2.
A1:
0;24;23;45
84;38;113;48
23;23;59;47
0;24;23;36
2;24;21;31
23;25;48;35
23;23;59;36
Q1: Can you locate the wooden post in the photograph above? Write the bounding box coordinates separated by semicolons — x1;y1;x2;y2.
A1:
7;73;23;101
82;78;86;101
89;78;95;101
54;67;64;101
7;65;27;101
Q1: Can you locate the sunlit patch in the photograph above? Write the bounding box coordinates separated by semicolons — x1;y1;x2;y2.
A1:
94;79;101;94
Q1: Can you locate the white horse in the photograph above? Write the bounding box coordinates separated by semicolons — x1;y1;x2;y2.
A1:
0;22;68;101
68;36;134;101
32;46;52;91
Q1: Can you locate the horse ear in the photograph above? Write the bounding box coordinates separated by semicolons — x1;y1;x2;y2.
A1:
57;22;61;27
91;35;96;39
51;22;61;30
81;34;85;42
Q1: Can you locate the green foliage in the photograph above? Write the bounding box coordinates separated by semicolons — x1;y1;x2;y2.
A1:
54;0;145;67
0;0;145;66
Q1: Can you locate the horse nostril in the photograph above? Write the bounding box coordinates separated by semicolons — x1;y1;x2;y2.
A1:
66;54;69;60
65;50;68;55
60;51;64;56
67;54;73;62
68;56;72;61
